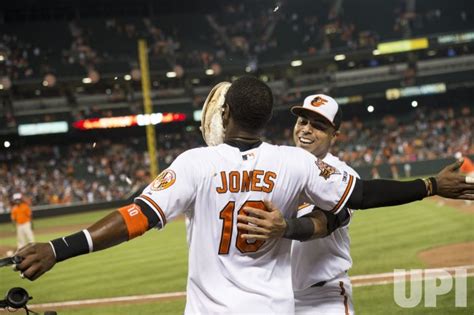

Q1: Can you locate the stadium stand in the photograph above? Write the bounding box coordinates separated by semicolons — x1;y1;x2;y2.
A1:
1;0;473;209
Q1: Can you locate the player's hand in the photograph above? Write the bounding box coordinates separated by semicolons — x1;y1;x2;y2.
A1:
237;200;287;240
14;243;56;281
436;159;474;200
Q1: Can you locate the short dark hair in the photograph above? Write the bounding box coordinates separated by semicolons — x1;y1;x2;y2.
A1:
333;107;342;130
225;76;273;131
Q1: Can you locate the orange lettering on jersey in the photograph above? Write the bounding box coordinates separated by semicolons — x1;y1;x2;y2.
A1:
251;170;264;192
262;171;276;193
229;171;240;193
216;171;228;193
216;170;277;193
242;171;252;192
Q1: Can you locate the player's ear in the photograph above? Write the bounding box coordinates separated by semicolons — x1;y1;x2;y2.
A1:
331;130;340;146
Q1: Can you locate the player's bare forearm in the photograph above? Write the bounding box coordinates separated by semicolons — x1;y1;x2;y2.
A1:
88;211;129;251
14;210;130;281
304;211;328;239
237;200;287;240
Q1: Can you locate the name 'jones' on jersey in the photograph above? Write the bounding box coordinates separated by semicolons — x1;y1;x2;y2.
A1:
216;170;277;193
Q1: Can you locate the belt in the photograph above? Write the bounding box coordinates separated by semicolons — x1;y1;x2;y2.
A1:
310;270;348;288
310;280;327;287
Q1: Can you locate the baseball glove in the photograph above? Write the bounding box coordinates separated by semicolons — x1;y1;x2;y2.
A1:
201;81;231;146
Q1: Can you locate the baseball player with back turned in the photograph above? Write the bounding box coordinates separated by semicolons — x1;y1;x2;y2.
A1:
11;77;474;315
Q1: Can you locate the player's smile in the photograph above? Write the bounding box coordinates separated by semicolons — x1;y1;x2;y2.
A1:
297;136;315;145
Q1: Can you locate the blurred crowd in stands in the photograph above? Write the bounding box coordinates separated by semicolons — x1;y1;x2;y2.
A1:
1;0;472;81
271;104;473;166
0;104;472;211
0;0;472;211
0;140;150;213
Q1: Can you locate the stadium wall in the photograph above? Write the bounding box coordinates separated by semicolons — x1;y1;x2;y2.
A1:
0;186;146;223
353;156;473;179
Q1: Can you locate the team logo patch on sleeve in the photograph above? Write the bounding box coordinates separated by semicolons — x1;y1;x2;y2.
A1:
315;160;339;180
151;169;176;191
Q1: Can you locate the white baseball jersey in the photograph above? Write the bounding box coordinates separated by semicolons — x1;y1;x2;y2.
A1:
136;142;356;314
291;153;359;291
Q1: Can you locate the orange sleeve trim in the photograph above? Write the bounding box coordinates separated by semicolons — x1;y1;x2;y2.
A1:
331;175;354;213
118;204;149;240
138;195;167;226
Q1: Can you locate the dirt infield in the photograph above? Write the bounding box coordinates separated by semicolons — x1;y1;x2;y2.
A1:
418;242;474;268
430;196;474;215
0;245;16;256
416;198;474;268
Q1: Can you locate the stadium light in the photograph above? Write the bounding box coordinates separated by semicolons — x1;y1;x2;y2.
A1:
372;49;381;56
82;77;92;84
166;71;177;78
367;105;375;113
42;80;49;87
245;66;252;73
3;141;10;148
124;74;132;81
0;84;3;90
411;100;418;107
334;54;346;61
291;60;303;67
0;55;4;62
205;69;214;76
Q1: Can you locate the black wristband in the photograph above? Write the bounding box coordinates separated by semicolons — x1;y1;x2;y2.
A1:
324;207;351;235
50;231;90;262
283;217;315;241
428;177;438;195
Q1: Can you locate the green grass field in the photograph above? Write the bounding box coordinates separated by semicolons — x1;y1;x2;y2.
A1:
1;199;473;314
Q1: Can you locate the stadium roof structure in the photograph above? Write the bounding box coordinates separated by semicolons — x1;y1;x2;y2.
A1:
1;0;222;22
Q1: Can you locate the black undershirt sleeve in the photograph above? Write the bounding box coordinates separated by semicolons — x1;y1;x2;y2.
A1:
134;199;162;229
347;178;427;210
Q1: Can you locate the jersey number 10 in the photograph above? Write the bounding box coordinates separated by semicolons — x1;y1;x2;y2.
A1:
218;201;266;254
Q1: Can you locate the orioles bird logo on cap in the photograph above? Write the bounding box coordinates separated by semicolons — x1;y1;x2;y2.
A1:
311;96;328;107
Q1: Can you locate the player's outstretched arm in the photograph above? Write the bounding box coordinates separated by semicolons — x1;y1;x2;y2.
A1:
14;202;160;281
348;160;474;210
